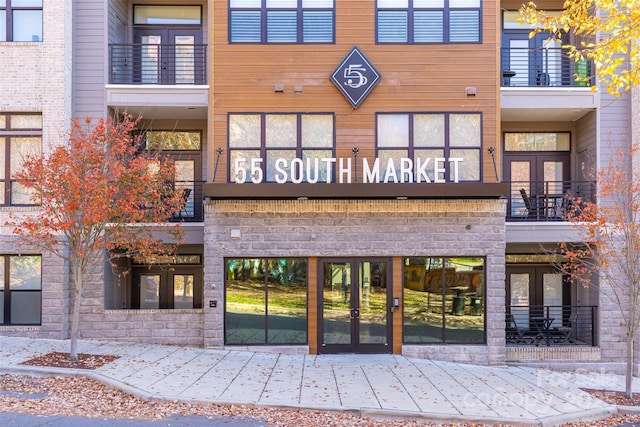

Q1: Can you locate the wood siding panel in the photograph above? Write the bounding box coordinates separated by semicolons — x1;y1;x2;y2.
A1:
393;257;403;354
211;0;500;183
308;257;318;354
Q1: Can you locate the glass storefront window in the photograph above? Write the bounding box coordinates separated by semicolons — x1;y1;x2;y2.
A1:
225;258;308;345
403;257;485;344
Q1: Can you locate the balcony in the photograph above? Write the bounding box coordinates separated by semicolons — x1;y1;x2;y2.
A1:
506;180;595;222
500;47;598;122
170;180;205;223
506;305;597;347
109;43;207;85
106;44;209;120
501;47;592;88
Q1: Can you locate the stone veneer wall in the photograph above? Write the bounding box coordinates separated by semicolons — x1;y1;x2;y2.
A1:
203;199;507;366
0;226;68;339
76;256;205;347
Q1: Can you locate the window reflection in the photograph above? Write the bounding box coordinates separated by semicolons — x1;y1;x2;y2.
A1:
228;113;334;183
377;113;482;182
4;255;41;325
403;257;485;343
225;258;308;345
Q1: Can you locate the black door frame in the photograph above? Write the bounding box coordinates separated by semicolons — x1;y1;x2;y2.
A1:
506;264;571;321
317;257;393;354
133;27;204;85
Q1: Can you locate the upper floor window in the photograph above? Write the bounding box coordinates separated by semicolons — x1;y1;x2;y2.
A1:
377;0;481;44
0;113;42;205
134;5;202;25
229;113;335;183
0;0;42;42
229;0;335;44
504;132;570;152
377;112;482;182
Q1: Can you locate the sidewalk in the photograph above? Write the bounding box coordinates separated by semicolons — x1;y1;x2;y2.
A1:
0;336;637;426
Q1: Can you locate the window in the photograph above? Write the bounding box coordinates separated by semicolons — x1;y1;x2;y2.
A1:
376;112;481;182
225;258;307;345
403;257;484;343
377;0;481;44
0;113;42;205
130;254;203;309
0;255;42;325
504;132;570;152
0;0;43;42
229;0;334;43
229;113;334;183
134;5;202;25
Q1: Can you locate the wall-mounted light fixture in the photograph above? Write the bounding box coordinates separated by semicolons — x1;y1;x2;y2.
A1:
487;147;499;182
230;229;241;240
213;147;224;182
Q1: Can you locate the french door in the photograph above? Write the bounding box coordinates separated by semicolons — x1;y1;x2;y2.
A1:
505;153;569;218
502;31;569;87
318;258;392;354
133;29;204;84
506;265;569;329
132;266;203;309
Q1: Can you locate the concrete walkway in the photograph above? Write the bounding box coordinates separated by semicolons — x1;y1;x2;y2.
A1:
0;337;638;426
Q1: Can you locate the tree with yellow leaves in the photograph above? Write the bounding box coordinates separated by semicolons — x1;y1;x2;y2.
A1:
520;0;640;95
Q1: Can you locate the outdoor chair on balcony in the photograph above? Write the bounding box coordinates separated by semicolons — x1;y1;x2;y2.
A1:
554;312;578;344
506;314;533;344
519;188;537;220
178;188;192;219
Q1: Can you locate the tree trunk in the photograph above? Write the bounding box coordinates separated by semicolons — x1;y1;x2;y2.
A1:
626;334;634;399
69;268;82;361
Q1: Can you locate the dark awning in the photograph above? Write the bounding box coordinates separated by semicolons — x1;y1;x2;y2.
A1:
203;183;509;200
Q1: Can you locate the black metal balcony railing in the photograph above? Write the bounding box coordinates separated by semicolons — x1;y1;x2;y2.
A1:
507;305;597;347
501;47;593;87
109;44;207;85
170;181;204;222
506;180;595;222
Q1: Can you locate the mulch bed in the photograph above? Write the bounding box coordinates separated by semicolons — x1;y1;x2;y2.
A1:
20;351;119;370
583;388;640;407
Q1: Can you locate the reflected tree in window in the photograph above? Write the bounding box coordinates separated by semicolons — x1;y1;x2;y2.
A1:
225;258;307;345
403;257;485;344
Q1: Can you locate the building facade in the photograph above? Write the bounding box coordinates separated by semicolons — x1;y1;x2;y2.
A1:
0;0;635;372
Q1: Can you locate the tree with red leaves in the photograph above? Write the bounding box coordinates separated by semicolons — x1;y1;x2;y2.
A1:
560;145;640;399
8;114;185;360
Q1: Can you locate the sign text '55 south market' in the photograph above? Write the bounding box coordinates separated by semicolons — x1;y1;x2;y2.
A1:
233;157;464;184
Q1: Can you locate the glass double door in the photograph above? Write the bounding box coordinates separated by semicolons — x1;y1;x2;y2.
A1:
507;265;567;329
133;29;204;84
505;154;569;219
319;258;392;354
502;31;568;86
